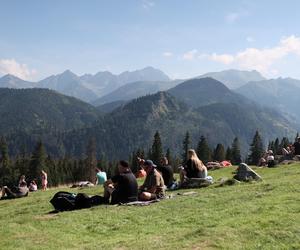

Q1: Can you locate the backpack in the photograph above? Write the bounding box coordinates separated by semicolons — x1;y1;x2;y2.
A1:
50;191;77;211
50;192;106;212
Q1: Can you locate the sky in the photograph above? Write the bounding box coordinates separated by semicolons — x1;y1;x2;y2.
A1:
1;0;300;80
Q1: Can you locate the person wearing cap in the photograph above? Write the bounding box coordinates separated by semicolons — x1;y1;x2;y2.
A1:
139;160;165;201
293;137;300;155
103;160;138;204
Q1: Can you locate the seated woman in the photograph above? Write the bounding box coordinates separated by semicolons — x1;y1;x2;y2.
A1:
1;180;29;199
180;149;209;187
103;160;138;205
181;149;207;180
29;180;38;192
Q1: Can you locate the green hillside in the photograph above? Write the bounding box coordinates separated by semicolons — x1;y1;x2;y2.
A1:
0;164;299;249
0;88;100;135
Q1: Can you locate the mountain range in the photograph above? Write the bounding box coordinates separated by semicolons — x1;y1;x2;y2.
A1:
236;77;300;123
2;78;296;159
0;67;170;102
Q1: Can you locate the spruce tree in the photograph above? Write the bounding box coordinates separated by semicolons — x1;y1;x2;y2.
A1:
213;143;225;161
29;140;47;182
151;131;164;166
182;131;191;163
274;138;280;155
248;131;264;165
165;148;172;165
85;138;97;182
196;136;211;163
231;137;242;165
225;146;232;162
0;137;11;185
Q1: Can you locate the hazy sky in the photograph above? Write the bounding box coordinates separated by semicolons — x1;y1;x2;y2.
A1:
1;0;300;80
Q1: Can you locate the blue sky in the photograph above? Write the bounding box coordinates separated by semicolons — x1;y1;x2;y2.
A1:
1;0;300;80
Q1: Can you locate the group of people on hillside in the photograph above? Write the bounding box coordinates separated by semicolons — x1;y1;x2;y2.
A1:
259;137;300;167
0;170;48;200
96;149;209;205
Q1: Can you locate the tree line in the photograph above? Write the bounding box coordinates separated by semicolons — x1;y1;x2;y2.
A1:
0;130;298;187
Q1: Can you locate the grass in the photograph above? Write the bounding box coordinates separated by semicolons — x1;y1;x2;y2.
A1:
0;164;300;250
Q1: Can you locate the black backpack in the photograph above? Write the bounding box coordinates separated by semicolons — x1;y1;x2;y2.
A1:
50;192;106;212
50;191;76;211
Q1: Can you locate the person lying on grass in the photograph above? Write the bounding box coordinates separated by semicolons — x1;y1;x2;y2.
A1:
103;160;138;205
180;149;208;184
1;180;29;199
139;159;166;201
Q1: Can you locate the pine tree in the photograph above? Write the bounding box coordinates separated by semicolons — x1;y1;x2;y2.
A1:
295;132;299;142
213;143;225;161
84;138;97;182
225;147;232;162
231;137;242;165
248;131;264;165
196;136;211;163
274;138;280;155
29;140;47;182
0;137;11;185
165;148;172;165
280;137;290;150
151;131;164;166
182;131;191;163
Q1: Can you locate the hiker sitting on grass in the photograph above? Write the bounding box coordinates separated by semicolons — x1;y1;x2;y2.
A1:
267;150;276;168
29;180;38;192
1;180;29;199
139;160;165;201
103;160;138;205
293;137;300;156
157;157;177;190
95;167;107;185
180;149;207;182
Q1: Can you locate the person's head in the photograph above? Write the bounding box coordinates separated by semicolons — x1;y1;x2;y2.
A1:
20;175;25;181
160;157;168;166
268;150;273;155
19;181;27;187
188;149;205;170
143;160;156;174
31;180;36;185
118;160;130;173
95;167;102;173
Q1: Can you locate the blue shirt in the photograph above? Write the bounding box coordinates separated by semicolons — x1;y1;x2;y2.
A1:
96;172;107;185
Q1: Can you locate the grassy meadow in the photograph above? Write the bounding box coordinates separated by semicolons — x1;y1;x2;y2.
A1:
0;164;299;250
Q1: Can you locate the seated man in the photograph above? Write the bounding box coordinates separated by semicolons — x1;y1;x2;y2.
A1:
95;167;107;185
139;160;165;201
157;157;176;190
1;180;29;199
293;137;300;156
104;160;138;205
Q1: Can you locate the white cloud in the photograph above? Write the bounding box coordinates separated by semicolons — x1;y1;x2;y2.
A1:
210;53;234;65
0;58;37;80
183;49;198;60
162;52;173;57
142;0;155;9
200;35;300;76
